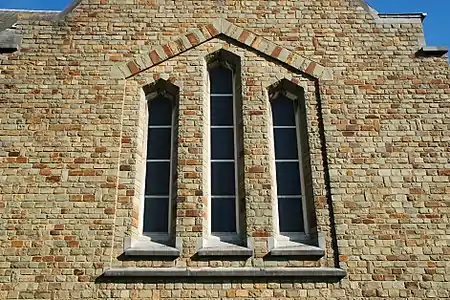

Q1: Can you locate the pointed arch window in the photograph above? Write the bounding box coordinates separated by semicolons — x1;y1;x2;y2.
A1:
272;96;305;233
210;65;237;234
206;50;246;244
269;80;316;244
142;83;178;242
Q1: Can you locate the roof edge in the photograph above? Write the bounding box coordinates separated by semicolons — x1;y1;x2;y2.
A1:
56;0;82;20
358;1;427;24
416;46;449;58
0;9;61;13
378;13;427;21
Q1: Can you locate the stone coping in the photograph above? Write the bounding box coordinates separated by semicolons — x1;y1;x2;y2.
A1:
378;13;426;20
103;267;346;279
0;29;18;52
417;46;449;57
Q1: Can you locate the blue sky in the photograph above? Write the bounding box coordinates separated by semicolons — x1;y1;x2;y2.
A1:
0;0;448;48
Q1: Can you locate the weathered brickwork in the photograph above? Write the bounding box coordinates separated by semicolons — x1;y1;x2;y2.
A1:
0;0;449;299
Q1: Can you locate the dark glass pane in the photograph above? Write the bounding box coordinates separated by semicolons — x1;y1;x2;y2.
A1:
143;197;169;233
212;198;236;233
149;95;172;126
274;128;298;160
276;162;301;195
278;197;304;232
211;128;234;159
211;162;235;195
147;128;171;159
211;96;233;126
272;96;295;126
210;66;233;94
145;162;170;195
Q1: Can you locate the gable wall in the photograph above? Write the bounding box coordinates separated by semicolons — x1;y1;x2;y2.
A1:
0;0;449;299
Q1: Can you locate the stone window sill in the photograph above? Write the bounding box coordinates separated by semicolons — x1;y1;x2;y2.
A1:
270;244;325;257
196;236;253;257
268;234;325;259
197;244;253;257
103;267;346;279
124;236;180;257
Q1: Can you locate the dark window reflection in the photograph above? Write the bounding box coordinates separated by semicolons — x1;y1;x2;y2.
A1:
211;128;234;159
210;66;233;94
274;128;298;160
149;96;172;126
271;96;295;126
278;197;304;232
143;197;169;233
145;162;170;196
275;162;302;195
211;198;236;232
211;96;233;126
211;162;235;196
147;128;171;159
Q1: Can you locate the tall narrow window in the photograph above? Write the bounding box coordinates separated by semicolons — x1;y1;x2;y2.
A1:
209;65;238;235
271;94;308;235
143;93;175;238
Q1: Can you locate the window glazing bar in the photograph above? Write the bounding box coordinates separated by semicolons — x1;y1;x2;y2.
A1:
146;159;171;162
275;159;300;163
273;126;297;129
211;126;234;129
211;159;235;162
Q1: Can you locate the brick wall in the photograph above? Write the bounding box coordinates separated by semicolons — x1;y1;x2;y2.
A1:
0;0;449;298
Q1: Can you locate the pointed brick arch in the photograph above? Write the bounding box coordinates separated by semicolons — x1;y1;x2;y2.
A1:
111;19;333;81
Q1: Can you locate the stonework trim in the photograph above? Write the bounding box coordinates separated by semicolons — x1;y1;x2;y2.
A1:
0;29;20;52
269;245;325;257
196;247;253;257
111;19;332;81
103;267;346;278
358;0;426;24
416;46;449;57
123;237;180;257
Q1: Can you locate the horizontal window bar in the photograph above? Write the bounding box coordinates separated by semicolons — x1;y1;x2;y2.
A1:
146;159;171;162
211;159;235;162
275;159;300;163
273;126;296;129
149;125;172;129
277;195;303;198
144;195;170;198
211;195;236;198
211;126;234;129
211;94;233;97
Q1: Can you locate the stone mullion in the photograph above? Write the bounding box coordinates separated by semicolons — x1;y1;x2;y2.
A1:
111;80;139;263
175;62;206;257
241;74;274;257
306;81;336;268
